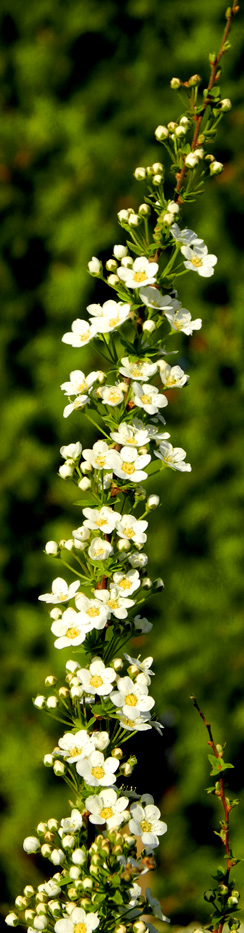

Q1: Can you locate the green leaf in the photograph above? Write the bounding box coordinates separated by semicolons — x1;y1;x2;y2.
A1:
74;495;100;507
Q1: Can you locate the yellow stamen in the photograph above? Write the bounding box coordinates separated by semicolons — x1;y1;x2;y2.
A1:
92;766;105;780
125;694;137;707
100;807;113;820
90;675;103;688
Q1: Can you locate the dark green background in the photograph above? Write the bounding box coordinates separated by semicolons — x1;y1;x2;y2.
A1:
1;0;244;927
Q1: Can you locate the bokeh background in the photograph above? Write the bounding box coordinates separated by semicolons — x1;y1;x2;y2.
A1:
1;0;244;927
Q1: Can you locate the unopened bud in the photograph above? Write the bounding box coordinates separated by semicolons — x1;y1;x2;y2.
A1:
111;747;123;759
138;203;151;216
105;259;118;272
107;274;119;286
147;494;160;509
188;74;201;85
41;845;52;858
142;320;156;334
46;696;58;709
152;174;163;185
88;257;102;275
134;166;146;180
78;477;91;491
24;887;35;899
45;676;57;687
5;915;19;927
43;755;53;767
53;760;65;776
155;125;168;140
113;244;127;259
33;695;46;709
133;923;147;933
170;77;181;88
220;98;232;111
45;541;59;556
210;160;223;175
23;837;40;854
128;213;141;227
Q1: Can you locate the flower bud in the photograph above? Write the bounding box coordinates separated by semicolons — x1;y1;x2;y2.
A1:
133;923;147;933
113;244;127;259
111;747;123;759
15;897;28;909
155;125;168;140
64;539;75;551
180;116;190;127
115;926;127;933
72;848;86;865
121;255;133;267
128;213;141;227
40;844;52;858
36;823;47;835
138;202;151;217
152;162;163;173
142;577;152;588
220;97;232;111
111;657;124;671
107;274;120;286
117;538;130;552
152;174;163;185
23;837;40;854
134;166;146;180
105;258;118;272
33;696;46;709
50;850;65;865
33;917;47;930
25;911;35;922
59;462;74;479
170;77;181;88
120;762;133;776
147;494;160;509
185;153;199;168
24;887;35;899
45;675;57;687
48;902;62;918
78;477;91;491
88;256;102;275
142;320;156;334
188;74;201;85
59;686;69;698
46;696;58;709
69;866;81;880
227;896;239;907
153;577;164;590
43;755;53;768
210;160;224;175
82;878;94;890
117;209;129;223
175;125;186;137
5;915;19;927
53;760;65;776
45;541;59;556
167;121;178;132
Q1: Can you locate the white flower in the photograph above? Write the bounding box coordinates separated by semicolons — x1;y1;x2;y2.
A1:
76;750;119;786
132;382;168;415
155;441;191;471
74;593;110;629
110;676;155;720
116;514;148;546
77;659;116;695
88;299;131;332
58;730;95;763
118;712;153;731
60;443;82;460
63;395;89;418
134;615;152;633
106;446;151;483
38;577;80;604
59;809;83;835
88;256;102;275
51;607;91;649
54;906;99;933
72;526;90;544
129;796;167;849
82;506;120;534
158;360;188;388
129;552;148;569
85;788;129;827
139;286;173;310
119;357;158;381
44;880;62;897
181;245;217;277
23;836;40;854
94;586;135;619
82;440;111;471
112;568;140;595
88;538;113;561
117;256;159;289
170;223;203;247
61;370;100;397
124;654;154;677
98;384;125;406
113;244;127;259
62;320;96;347
110;421;150;448
164;307;202;335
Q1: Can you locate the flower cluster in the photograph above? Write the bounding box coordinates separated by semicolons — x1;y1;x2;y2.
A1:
6;15;237;932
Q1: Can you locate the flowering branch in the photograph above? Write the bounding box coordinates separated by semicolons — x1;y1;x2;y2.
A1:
5;7;239;933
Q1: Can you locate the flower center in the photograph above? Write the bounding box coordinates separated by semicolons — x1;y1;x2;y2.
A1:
124;527;134;538
65;627;80;639
125;694;137;706
122;461;135;475
140;819;152;833
140;394;151;405
109;316;120;327
74;923;87;933
77;381;87;392
96;518;106;526
69;746;82;757
107;598;119;609
95;455;106;467
191;256;202;267
79;331;90;342
108;389;121;402
90;675;103;688
134;271;148;283
117;578;131;590
100;806;113;820
74;397;85;409
92;766;105;779
87;607;100;617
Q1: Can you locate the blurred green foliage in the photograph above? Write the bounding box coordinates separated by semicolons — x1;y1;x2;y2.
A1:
0;0;244;926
